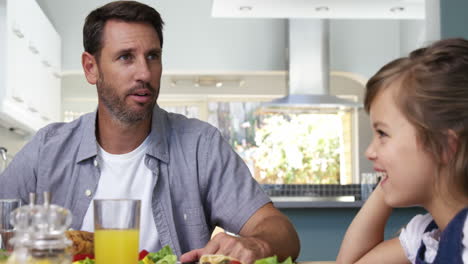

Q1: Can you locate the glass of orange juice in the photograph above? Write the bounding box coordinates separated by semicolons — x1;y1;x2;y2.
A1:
94;199;141;264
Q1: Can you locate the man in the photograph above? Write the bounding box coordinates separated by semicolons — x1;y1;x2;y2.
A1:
0;1;300;263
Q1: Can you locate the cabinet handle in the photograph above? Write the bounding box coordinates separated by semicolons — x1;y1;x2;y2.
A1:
12;27;24;38
28;107;38;113
28;44;39;55
12;96;24;103
53;72;61;78
41;116;50;121
42;60;51;67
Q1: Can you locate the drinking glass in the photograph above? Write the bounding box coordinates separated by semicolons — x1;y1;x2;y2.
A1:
0;199;20;251
360;173;379;201
94;199;141;264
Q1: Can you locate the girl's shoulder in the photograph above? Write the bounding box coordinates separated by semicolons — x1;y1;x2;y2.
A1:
398;213;434;263
404;213;434;235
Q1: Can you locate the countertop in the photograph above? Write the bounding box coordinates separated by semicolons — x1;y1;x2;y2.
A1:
271;197;364;208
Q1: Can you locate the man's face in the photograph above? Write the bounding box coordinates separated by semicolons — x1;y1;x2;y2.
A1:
95;20;162;124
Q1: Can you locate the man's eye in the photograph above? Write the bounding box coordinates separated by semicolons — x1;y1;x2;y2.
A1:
147;53;160;60
118;54;132;61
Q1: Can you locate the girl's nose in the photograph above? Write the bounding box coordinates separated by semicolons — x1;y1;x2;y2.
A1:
365;143;377;161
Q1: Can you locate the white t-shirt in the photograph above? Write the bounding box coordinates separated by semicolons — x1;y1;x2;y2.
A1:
399;213;468;263
81;137;160;252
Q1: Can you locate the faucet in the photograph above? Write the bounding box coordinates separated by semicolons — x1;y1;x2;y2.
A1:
0;147;7;161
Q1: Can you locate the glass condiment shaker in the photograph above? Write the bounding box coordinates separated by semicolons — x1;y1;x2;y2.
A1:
7;193;73;264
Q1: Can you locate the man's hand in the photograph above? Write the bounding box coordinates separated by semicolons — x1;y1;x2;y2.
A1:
181;203;299;264
180;232;270;264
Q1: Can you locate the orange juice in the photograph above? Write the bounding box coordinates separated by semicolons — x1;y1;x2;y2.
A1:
94;229;139;264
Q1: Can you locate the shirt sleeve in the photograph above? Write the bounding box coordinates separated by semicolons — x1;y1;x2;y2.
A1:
0;128;45;203
399;213;434;263
462;215;468;263
201;127;271;234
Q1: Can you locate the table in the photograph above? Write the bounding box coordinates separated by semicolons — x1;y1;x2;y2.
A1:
297;261;336;264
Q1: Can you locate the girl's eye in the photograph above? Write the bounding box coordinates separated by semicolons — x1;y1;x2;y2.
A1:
376;129;388;138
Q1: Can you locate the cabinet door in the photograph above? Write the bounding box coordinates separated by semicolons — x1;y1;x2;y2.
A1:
6;23;29;106
1;0;62;132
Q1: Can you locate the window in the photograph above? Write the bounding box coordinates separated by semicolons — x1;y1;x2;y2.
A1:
159;96;359;185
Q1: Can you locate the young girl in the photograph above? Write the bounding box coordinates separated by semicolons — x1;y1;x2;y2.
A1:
336;38;468;264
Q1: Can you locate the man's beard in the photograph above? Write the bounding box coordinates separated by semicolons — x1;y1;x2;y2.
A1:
96;71;157;124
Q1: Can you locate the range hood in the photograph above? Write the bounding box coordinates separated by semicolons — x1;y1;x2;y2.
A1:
263;19;362;111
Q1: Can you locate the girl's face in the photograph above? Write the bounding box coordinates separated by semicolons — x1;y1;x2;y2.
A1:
365;83;437;208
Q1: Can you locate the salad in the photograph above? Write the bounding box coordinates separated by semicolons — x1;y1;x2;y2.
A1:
73;245;177;264
254;256;293;264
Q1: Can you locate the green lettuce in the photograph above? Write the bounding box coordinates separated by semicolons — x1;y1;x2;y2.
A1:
146;245;176;264
155;254;177;264
0;249;8;261
74;257;95;264
254;256;293;264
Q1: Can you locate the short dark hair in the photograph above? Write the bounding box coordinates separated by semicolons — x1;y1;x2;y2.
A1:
83;1;164;58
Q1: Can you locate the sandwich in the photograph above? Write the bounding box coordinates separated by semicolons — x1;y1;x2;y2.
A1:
199;254;243;264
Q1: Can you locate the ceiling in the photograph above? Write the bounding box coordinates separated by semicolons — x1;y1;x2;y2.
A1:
212;0;426;19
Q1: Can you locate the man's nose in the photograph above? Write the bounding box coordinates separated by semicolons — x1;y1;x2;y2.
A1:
135;58;151;82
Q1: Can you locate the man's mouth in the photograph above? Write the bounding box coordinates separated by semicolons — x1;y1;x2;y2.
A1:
128;88;154;104
131;88;152;97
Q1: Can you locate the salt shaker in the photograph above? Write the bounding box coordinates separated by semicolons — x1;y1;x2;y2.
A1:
7;192;73;264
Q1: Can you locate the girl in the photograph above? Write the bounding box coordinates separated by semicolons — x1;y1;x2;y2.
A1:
336;38;468;264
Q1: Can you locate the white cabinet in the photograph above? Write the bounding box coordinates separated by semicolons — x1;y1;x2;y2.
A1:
0;0;61;134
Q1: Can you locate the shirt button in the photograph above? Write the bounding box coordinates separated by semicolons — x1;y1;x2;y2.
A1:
85;189;92;197
93;159;99;167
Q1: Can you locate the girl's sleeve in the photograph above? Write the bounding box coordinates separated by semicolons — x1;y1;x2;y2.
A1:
462;215;468;263
399;213;433;263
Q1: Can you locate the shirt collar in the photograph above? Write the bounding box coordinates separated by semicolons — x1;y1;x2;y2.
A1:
75;106;170;164
146;105;170;163
76;111;99;163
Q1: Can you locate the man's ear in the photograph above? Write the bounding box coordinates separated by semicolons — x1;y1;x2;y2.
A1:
82;52;99;85
442;129;458;164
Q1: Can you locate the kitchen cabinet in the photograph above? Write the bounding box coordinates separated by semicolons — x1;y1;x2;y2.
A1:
0;0;61;135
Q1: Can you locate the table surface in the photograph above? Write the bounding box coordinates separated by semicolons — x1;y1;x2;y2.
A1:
298;261;336;264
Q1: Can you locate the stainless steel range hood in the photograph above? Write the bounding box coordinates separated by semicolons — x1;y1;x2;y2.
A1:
263;19;362;111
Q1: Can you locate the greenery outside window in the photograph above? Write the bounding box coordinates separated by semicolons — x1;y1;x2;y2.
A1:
159;96;358;185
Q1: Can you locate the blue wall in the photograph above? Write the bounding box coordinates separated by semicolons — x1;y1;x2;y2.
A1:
280;207;426;261
440;0;468;39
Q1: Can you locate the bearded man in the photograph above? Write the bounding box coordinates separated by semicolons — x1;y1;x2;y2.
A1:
0;1;300;264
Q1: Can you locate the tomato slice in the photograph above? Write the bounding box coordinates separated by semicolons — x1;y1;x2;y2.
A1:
139;250;150;260
73;254;94;262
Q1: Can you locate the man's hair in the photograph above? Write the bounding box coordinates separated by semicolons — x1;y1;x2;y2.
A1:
364;38;468;198
83;1;164;58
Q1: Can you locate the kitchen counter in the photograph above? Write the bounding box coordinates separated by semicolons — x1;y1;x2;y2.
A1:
271;196;364;208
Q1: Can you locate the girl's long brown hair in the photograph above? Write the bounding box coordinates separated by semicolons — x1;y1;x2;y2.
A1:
365;38;468;199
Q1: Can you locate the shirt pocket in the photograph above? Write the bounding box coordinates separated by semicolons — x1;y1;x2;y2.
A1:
179;206;206;226
175;206;211;251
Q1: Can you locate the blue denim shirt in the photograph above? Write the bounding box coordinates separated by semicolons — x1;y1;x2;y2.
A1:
0;106;271;256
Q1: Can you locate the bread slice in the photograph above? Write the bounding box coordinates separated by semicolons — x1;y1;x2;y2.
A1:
199;254;243;264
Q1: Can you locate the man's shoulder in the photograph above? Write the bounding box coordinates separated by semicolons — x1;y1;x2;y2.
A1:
35;112;94;143
164;111;217;136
